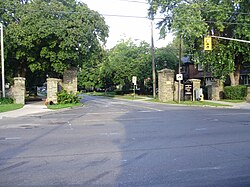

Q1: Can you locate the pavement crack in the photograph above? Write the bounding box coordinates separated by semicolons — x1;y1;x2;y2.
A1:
0;161;29;172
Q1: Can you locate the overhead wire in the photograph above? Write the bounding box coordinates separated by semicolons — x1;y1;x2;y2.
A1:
118;0;148;4
0;4;249;26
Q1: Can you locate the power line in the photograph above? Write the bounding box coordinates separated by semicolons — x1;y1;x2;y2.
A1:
119;0;147;4
0;7;249;26
211;36;250;44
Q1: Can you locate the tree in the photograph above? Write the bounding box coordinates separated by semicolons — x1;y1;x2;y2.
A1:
148;0;250;85
1;0;108;87
107;39;152;92
155;46;179;71
77;49;107;91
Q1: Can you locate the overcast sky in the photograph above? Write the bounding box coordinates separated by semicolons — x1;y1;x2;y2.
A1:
82;0;173;48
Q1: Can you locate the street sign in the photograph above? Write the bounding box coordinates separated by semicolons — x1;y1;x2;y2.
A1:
176;74;183;81
132;76;137;85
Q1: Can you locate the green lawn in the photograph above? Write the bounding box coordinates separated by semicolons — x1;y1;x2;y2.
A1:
147;99;231;107
86;91;116;97
86;92;151;100
221;99;245;103
0;104;24;113
47;103;82;110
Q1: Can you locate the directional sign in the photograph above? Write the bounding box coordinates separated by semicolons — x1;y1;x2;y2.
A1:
132;76;137;85
176;74;183;81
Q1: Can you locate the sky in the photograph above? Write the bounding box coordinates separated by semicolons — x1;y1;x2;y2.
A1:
81;0;173;48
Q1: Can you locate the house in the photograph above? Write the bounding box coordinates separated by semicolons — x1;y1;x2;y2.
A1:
181;55;250;87
181;56;213;87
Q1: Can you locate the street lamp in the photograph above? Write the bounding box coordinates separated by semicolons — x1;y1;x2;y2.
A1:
0;23;5;98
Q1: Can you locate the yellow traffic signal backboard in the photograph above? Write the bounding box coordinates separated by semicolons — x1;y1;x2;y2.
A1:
204;37;212;50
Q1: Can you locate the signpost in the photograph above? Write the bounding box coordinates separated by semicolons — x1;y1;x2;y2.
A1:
132;76;137;99
176;74;183;81
0;23;5;98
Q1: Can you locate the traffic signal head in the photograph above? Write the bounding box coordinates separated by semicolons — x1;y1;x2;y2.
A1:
204;37;212;51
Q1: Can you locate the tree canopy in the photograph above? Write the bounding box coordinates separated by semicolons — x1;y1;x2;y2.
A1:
148;0;250;85
1;0;109;86
78;39;178;94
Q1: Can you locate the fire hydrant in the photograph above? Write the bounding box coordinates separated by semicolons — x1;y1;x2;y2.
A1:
199;94;204;101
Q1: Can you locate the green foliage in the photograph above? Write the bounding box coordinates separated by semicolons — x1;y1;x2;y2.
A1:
1;0;108;81
224;85;247;100
77;49;107;90
148;0;250;85
155;46;178;71
47;103;82;110
78;38;179;94
108;39;152;91
57;90;80;104
0;97;14;104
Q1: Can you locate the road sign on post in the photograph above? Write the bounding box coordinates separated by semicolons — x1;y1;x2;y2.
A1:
132;76;137;85
132;76;137;99
204;36;212;51
176;74;183;81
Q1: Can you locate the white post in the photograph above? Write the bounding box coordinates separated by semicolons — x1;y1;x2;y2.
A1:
0;23;5;98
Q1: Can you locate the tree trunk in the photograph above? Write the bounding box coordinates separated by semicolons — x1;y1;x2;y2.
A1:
229;54;242;86
234;62;241;85
229;72;236;86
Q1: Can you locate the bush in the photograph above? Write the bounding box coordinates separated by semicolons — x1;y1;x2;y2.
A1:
224;85;247;100
0;97;14;104
57;90;80;104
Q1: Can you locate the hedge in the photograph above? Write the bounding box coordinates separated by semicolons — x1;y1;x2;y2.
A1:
224;85;247;100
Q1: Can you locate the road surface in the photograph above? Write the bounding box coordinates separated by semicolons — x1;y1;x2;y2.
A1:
0;95;250;186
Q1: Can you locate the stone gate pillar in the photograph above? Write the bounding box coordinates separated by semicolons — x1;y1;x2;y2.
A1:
189;79;201;101
246;87;250;103
13;77;26;104
63;68;77;94
158;69;175;102
210;79;224;100
47;78;62;104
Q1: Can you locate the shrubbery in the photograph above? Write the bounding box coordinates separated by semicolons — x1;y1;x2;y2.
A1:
224;85;247;100
57;90;80;104
0;97;14;104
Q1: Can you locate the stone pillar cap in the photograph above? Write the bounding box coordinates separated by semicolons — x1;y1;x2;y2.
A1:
158;68;175;73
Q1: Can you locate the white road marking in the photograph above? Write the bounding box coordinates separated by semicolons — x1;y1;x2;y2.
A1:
178;166;221;172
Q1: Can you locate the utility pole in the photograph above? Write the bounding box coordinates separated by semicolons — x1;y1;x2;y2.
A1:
151;20;156;98
178;35;182;103
0;23;5;98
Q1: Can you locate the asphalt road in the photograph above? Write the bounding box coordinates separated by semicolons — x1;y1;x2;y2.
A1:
0;95;250;187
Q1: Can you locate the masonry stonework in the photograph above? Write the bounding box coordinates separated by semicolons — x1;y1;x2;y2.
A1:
158;69;175;102
47;78;62;104
63;69;77;94
207;79;224;100
246;87;250;103
189;79;201;101
13;77;26;104
174;82;184;102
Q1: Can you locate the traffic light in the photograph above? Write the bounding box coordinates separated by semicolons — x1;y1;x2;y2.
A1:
204;37;212;51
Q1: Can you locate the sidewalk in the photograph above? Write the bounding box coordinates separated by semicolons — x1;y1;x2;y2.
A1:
0;101;52;119
205;100;250;110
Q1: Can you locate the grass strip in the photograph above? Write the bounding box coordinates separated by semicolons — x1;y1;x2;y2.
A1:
147;99;231;107
47;103;82;110
0;104;24;113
